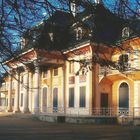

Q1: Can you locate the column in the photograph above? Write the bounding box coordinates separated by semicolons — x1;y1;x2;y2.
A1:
49;69;53;113
23;68;29;113
7;73;12;112
14;71;20;112
62;64;66;114
33;61;40;114
28;72;32;112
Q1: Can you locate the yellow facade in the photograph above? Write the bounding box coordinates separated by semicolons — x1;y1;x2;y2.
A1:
0;38;140;117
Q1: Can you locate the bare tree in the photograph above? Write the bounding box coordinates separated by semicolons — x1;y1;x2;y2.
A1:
0;0;140;79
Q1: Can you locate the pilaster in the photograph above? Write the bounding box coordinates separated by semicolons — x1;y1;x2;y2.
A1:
14;70;20;113
7;72;12;112
33;60;40;114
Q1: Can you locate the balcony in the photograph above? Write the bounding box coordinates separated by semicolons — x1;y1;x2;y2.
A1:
99;66;120;77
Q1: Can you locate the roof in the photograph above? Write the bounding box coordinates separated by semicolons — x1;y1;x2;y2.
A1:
4;4;140;63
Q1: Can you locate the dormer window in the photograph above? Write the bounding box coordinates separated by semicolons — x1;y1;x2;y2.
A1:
118;54;129;71
49;32;54;41
76;27;82;40
122;27;130;38
42;71;48;79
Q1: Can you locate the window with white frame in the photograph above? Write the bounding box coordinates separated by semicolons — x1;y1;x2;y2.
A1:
76;27;82;40
69;87;74;108
54;68;58;76
79;86;86;107
42;71;48;79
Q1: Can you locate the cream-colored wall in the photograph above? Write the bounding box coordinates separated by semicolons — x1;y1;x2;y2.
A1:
65;59;92;115
39;67;64;113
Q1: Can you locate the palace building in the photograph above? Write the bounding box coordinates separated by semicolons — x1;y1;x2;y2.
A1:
0;3;140;120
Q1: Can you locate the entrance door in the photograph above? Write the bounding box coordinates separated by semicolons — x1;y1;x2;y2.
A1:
119;82;129;108
53;88;58;112
101;93;108;108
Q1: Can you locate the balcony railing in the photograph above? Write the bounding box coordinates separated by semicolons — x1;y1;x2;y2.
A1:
99;66;119;76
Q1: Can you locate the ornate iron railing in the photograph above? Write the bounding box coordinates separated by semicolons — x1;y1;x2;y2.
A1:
38;107;140;117
0;106;140;118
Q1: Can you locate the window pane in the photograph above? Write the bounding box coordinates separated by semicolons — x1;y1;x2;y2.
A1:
43;88;47;106
69;88;74;107
42;71;48;78
80;86;86;107
54;69;58;76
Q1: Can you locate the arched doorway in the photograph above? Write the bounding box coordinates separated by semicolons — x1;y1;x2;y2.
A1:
119;82;129;108
53;88;58;112
42;87;47;112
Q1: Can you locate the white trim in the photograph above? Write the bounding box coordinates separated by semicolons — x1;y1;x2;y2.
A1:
4;48;35;65
63;43;90;54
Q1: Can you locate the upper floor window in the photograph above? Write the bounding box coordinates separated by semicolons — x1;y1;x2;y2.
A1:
122;27;130;38
42;71;48;79
118;54;129;71
54;68;58;76
69;61;74;74
76;27;82;40
119;54;129;64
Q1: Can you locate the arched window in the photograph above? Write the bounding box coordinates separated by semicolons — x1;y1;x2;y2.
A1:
119;82;129;108
53;88;58;111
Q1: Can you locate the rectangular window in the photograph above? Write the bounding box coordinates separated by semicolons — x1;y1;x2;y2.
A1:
54;68;58;76
69;62;74;74
20;93;23;107
79;86;86;107
69;88;74;107
42;71;48;79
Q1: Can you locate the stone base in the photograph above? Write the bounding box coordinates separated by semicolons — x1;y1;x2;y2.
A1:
6;109;13;112
133;118;140;126
38;115;117;124
14;110;21;113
